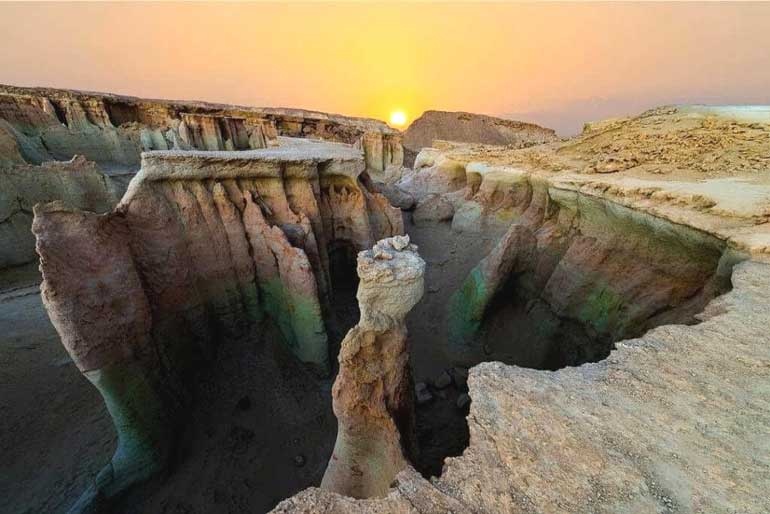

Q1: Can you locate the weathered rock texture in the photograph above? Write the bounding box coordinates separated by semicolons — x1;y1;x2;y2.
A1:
0;86;271;169
31;139;402;512
0;155;118;269
0;84;403;177
447;171;737;365
259;109;404;179
0;85;405;278
321;235;424;498
274;106;770;513
276;261;770;513
402;110;557;166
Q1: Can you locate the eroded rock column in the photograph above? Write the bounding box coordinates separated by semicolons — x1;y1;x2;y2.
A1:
32;203;173;513
321;235;425;498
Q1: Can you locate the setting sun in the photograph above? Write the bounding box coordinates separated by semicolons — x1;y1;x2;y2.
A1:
389;110;407;127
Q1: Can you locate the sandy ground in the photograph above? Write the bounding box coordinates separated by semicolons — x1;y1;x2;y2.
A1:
0;287;115;514
0;285;339;514
113;320;337;514
405;218;503;382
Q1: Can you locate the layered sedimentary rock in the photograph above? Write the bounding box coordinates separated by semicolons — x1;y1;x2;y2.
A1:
276;259;770;513
402;110;557;166
274;106;770;513
177;113;253;151
258;106;404;179
0;84;403;177
1;155;118;269
32;139;402;512
0;86;274;168
447;170;736;363
321;235;424;498
0;86;405;278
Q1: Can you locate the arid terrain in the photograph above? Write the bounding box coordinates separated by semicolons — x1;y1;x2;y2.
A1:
1;86;769;514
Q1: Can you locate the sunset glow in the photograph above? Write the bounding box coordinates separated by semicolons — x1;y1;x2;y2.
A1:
390;111;407;127
1;3;769;134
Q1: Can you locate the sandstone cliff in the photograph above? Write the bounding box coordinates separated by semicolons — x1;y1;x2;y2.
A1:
0;155;118;270
31;139;402;513
0;84;406;281
0;84;403;177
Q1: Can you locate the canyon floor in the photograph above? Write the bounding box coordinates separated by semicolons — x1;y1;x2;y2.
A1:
0;286;113;514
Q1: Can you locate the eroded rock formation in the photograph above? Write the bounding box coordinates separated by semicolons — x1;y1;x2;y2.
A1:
0;86;272;168
0;155;118;270
15;102;770;514
0;85;406;278
0;84;403;177
31;139;402;512
276;260;770;514
321;235;424;498
273;105;770;513
447;172;736;364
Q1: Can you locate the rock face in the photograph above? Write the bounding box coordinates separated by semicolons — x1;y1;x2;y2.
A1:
321;236;424;499
402;110;557;166
273;106;770;513
447;172;735;362
275;261;770;514
31;139;402;512
0;85;405;278
0;155;118;269
0;84;403;177
0;86;272;169
251;106;403;179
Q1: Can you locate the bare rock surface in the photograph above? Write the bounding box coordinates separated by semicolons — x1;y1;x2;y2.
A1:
322;236;425;498
0;287;115;514
30;138;402;513
275;105;770;513
275;259;770;514
0;85;406;277
0;155;118;269
405;106;770;261
6;102;770;514
0;83;402;177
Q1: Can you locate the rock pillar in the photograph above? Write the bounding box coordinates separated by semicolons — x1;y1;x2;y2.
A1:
321;235;425;498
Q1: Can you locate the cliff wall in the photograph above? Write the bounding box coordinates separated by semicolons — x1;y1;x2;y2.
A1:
31;140;402;512
0;84;403;176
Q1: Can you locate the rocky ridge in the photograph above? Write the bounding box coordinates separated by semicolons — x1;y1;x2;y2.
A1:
0;84;406;280
18;103;770;514
0;84;403;176
0;155;119;269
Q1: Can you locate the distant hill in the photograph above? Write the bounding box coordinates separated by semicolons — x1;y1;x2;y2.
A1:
402;110;557;166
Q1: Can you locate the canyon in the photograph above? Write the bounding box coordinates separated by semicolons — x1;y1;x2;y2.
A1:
1;91;769;514
0;84;403;280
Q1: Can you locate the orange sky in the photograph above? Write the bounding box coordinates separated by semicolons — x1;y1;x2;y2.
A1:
2;2;769;134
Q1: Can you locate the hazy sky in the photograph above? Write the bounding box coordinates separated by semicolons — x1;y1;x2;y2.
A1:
2;2;769;135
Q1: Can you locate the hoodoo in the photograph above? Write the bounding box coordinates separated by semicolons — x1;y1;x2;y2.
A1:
321;235;425;498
